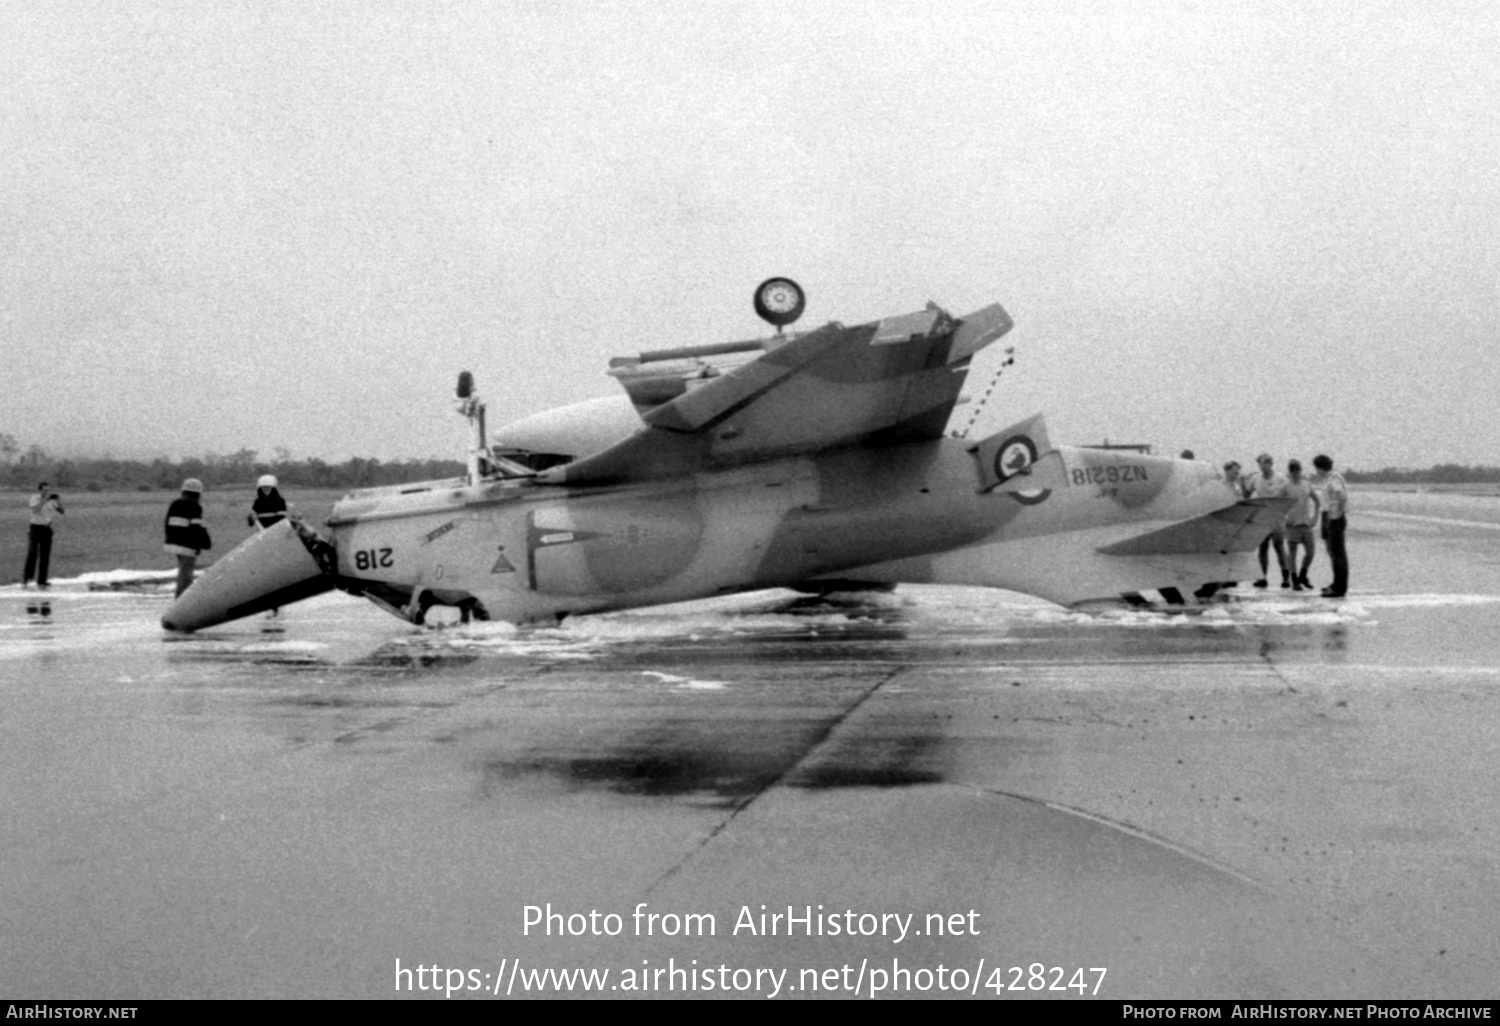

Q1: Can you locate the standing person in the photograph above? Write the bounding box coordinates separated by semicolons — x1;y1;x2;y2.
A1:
248;474;287;530
248;474;288;621
22;481;64;589
1282;459;1321;591
1223;461;1247;498
164;479;211;598
1311;454;1349;598
1246;453;1291;587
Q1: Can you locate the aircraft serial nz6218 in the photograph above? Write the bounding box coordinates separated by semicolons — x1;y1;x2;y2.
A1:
162;279;1290;632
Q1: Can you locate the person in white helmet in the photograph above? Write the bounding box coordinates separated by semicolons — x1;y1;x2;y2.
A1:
248;474;292;620
164;479;211;598
248;474;288;530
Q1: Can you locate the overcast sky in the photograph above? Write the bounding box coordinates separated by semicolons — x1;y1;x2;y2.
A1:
4;1;1497;471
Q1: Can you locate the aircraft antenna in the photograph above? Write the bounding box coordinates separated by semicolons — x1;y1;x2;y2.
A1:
953;346;1016;439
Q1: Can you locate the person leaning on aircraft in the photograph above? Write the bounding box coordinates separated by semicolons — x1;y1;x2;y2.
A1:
247;474;290;618
248;474;288;530
1245;453;1291;588
1223;460;1246;498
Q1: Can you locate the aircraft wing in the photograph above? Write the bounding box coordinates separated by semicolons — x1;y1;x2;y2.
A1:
1095;498;1295;556
541;303;1013;485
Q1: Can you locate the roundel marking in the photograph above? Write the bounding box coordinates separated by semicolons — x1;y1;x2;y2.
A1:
995;437;1037;479
992;434;1052;506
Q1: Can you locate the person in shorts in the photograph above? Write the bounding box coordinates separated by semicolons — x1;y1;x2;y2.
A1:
1245;453;1290;587
1281;459;1321;591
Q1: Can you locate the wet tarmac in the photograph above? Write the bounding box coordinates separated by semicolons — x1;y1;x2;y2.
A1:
2;491;1499;999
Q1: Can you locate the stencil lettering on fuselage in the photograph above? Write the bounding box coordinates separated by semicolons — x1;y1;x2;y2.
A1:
422;519;458;544
1065;450;1172;509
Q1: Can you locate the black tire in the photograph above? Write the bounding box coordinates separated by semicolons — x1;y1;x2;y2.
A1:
753;277;806;328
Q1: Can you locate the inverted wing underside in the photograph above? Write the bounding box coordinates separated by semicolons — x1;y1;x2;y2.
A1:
1095;498;1295;555
827;522;1268;607
545;303;1012;485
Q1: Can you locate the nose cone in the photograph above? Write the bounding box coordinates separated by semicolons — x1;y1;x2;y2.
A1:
162;520;335;631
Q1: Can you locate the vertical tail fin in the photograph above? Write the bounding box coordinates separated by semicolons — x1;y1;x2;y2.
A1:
968;413;1054;493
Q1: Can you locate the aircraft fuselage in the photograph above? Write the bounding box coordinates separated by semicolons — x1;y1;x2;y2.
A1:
324;436;1235;624
158;289;1281;634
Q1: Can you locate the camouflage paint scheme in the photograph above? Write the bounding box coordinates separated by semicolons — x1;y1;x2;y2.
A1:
162;299;1289;631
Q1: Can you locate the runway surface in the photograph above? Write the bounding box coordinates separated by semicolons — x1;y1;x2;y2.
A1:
3;490;1499;999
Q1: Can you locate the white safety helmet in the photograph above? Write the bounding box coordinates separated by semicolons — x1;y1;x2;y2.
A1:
257;474;278;489
182;478;204;494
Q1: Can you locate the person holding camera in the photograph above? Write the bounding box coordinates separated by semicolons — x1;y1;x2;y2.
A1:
22;481;64;590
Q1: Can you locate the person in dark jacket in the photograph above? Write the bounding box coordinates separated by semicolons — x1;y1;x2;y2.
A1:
247;474;289;620
248;474;287;530
164;478;211;598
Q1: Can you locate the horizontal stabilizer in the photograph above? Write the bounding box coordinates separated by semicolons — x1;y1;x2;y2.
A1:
1095;498;1294;556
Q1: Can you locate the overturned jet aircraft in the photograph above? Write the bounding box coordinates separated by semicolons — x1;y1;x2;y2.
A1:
162;279;1288;632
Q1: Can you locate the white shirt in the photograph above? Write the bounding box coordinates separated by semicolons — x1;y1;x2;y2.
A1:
1245;471;1288;500
1283;477;1320;526
1316;471;1349;519
28;493;62;527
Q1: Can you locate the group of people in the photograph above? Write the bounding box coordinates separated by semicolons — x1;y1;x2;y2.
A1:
1222;453;1349;598
164;474;288;596
21;460;1352;601
21;475;288;598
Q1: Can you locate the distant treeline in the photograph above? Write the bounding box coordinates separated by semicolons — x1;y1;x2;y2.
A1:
3;431;1499;490
1;440;464;492
1345;465;1500;485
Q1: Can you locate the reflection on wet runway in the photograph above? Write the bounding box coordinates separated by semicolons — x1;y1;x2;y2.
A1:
4;490;1500;998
